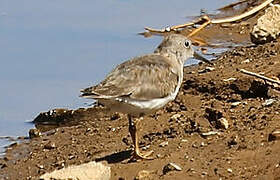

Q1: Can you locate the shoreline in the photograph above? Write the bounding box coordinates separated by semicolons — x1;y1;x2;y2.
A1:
2;6;280;179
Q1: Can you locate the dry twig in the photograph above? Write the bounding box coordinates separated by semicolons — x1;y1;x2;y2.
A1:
239;69;280;86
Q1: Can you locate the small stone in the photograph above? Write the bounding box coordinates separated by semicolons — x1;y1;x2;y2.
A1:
170;114;181;121
37;164;44;169
159;141;168;147
68;155;75;160
200;142;206;147
263;99;276;107
29;128;41;139
201;131;219;137
219;118;229;129
44;142;56;150
135;170;154;180
241;59;250;64
111;113;120;120
141;145;150;150
227;168;233;173
163;163;182;174
192;143;198;148
188;168;195;173
231;102;241;108
202;171;208;176
156;154;161;158
0;163;7;169
268;130;280;141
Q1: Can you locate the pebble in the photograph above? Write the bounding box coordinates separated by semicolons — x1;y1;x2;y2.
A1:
159;141;168;147
231;102;241;108
0;163;7;169
200;142;206;147
241;59;251;64
263;99;276;107
68;155;75;160
135;170;154;180
201;131;219;137
219;118;229;129
268;130;280;141
111;113;120;120
170;114;181;121
156;154;162;158
227;168;233;173
163;163;182;174
44;142;56;150
202;171;208;176
141;145;150;150
29;129;41;139
37;164;44;169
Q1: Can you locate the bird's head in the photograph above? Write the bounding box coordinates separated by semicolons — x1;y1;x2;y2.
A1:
154;34;212;65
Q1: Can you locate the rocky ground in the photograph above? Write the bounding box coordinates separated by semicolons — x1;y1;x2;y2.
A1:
1;4;280;180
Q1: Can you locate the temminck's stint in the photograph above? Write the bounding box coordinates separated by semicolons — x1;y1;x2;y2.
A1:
80;34;211;160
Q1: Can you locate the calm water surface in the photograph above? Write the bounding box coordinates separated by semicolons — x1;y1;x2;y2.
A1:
0;0;234;154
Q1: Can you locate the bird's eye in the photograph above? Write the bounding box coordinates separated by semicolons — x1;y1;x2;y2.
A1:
184;40;191;48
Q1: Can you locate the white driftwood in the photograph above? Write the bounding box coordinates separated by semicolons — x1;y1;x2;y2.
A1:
144;0;274;37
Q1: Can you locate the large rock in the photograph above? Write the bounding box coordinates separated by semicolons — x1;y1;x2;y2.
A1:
40;161;111;180
251;4;280;44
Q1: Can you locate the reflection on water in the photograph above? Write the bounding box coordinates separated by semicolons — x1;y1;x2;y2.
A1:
0;0;235;153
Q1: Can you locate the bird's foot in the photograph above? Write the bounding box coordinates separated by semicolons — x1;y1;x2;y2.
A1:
129;150;154;162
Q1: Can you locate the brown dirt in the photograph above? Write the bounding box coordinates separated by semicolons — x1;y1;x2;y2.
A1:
1;8;280;180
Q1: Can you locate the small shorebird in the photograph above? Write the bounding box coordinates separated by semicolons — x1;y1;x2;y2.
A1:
80;34;210;160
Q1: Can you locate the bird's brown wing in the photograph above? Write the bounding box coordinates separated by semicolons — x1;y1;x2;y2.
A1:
80;54;180;100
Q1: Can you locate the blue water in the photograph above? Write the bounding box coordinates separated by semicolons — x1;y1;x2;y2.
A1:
0;0;234;154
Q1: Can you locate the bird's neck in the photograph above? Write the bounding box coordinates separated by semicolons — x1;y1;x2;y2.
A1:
158;49;186;66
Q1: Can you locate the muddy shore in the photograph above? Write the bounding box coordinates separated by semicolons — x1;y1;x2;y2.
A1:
1;9;280;180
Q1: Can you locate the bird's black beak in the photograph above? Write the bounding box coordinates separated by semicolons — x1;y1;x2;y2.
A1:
193;51;213;65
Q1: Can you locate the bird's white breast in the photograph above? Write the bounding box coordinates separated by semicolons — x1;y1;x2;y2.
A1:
101;66;183;116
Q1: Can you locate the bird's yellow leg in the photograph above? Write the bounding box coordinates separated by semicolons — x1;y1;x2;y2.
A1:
128;116;154;160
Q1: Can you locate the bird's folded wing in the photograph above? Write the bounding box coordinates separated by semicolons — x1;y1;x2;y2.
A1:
80;54;180;100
